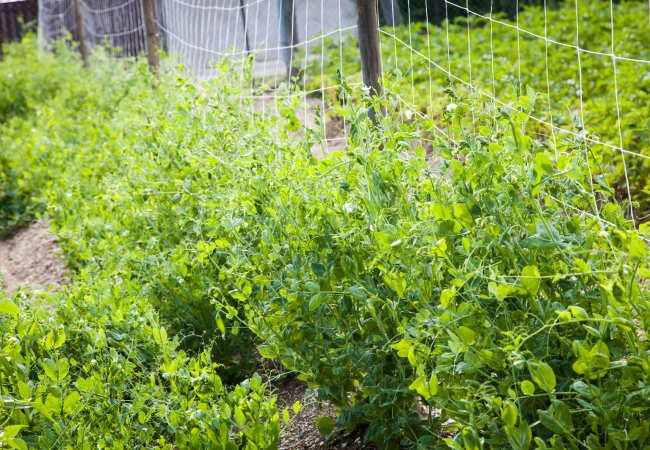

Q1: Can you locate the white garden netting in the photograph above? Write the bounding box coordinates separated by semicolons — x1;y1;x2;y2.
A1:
37;0;650;223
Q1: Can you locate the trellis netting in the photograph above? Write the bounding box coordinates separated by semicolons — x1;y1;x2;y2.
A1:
37;0;650;223
39;0;359;79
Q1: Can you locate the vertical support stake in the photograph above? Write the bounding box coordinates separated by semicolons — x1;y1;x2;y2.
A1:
72;0;89;68
277;0;299;82
142;0;160;74
378;0;403;27
239;0;250;53
356;0;385;125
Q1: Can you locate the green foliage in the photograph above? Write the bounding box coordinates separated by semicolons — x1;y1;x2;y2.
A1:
0;36;79;232
0;38;284;448
2;32;650;450
310;0;650;212
0;36;259;381
0;285;280;449
203;79;650;448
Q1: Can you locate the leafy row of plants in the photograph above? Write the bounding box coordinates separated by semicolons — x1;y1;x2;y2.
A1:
307;0;650;218
214;74;650;447
0;37;284;449
2;32;650;450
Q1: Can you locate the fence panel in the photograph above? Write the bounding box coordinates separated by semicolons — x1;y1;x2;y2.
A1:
0;0;38;55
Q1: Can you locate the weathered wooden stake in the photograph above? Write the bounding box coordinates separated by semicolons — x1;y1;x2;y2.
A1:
356;0;385;125
239;0;250;53
378;0;403;27
142;0;160;74
72;0;89;68
277;0;299;81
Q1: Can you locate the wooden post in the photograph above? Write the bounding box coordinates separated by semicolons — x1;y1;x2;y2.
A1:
239;0;250;53
355;0;385;125
72;0;89;68
277;0;299;81
378;0;403;27
142;0;160;74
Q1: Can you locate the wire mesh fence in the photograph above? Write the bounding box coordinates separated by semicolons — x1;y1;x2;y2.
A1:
36;0;650;223
0;0;38;55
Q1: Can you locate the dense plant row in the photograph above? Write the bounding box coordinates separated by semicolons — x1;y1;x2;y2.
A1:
221;78;650;447
309;0;650;216
1;34;649;450
0;37;282;449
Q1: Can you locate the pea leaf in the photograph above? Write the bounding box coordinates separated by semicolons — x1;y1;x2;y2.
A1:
630;236;646;261
521;266;540;295
537;409;565;434
258;345;278;358
5;438;28;450
28;401;56;423
2;425;26;439
462;427;482;450
393;275;406;298
233;407;246;429
409;375;426;391
315;416;335;436
454;203;474;229
309;293;326;311
440;288;454;308
521;380;535;395
458;326;476;346
532;364;556;393
506;421;532;450
0;301;23;315
310;263;327;276
502;402;518;428
535;152;554;176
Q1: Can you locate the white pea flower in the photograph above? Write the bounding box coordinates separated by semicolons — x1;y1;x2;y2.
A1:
446;103;457;112
361;85;371;96
598;230;608;238
404;110;413;120
179;278;185;284
8;73;13;78
343;203;355;213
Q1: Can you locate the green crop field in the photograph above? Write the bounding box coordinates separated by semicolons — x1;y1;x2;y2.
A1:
0;7;649;449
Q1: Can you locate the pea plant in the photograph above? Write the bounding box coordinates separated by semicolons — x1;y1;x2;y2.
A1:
0;37;288;449
1;33;648;450
207;79;649;448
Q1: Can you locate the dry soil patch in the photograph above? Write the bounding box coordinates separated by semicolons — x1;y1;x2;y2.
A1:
0;219;69;293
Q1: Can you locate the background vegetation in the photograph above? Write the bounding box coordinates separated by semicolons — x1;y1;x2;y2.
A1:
311;0;650;221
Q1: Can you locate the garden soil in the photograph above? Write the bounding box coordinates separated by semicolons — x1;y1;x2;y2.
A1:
0;219;69;293
257;357;381;450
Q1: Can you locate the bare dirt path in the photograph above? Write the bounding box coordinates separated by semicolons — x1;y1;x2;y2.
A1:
0;219;69;293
